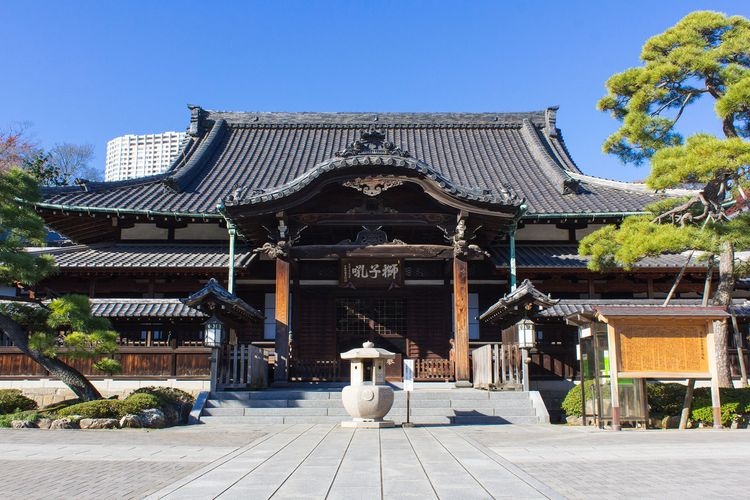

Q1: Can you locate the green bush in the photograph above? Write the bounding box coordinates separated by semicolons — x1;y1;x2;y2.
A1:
56;399;121;419
690;387;750;426
646;383;687;417
131;386;194;406
561;381;597;417
0;389;38;414
0;410;39;428
120;393;160;415
131;386;194;425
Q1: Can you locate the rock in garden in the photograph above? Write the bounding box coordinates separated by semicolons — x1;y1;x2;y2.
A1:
565;415;582;426
79;418;119;429
119;414;143;428
140;409;166;428
50;418;79;429
11;420;37;428
36;418;53;429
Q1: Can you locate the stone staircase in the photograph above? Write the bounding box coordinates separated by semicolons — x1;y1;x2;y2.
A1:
200;386;549;425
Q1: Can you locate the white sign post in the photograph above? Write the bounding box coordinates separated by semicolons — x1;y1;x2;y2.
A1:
403;359;415;426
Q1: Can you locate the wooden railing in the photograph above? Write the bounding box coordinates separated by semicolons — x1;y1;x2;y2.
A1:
289;359;340;382
216;344;267;390
415;358;454;381
0;346;211;378
471;343;522;390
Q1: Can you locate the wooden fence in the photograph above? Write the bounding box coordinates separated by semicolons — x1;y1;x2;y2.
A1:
471;343;522;390
216;344;268;390
289;359;340;382
0;346;211;378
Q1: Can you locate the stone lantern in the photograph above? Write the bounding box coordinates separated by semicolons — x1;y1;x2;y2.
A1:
340;341;396;428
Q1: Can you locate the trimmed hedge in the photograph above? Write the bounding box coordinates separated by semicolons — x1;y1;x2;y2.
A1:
690;387;750;426
646;383;687;417
0;410;39;428
0;389;38;414
57;399;122;419
120;393;160;415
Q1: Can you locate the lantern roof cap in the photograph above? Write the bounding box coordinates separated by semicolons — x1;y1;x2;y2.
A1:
341;341;396;360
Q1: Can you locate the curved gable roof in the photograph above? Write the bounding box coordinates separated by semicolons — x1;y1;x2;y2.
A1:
38;106;674;218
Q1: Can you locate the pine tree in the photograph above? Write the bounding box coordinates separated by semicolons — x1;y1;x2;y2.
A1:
0;167;119;401
581;11;750;387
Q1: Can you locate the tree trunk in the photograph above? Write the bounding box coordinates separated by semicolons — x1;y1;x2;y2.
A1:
0;313;103;401
711;240;735;388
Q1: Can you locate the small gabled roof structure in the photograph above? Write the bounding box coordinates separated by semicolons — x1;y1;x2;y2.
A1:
182;278;263;323
479;279;559;328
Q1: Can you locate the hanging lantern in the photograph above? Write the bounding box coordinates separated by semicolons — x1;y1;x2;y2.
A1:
203;314;224;348
516;318;536;349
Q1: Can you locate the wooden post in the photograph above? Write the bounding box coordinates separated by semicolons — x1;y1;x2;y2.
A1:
209;348;218;393
707;326;722;429
730;312;748;388
606;323;621;431
453;257;471;386
678;378;695;430
274;258;290;385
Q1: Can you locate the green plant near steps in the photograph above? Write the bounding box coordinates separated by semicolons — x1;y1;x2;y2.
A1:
131;386;194;407
0;410;39;428
120;393;160;416
56;399;122;419
0;389;38;414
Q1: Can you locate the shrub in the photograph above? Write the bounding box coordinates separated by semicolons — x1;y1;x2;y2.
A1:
0;410;39;428
0;389;38;414
691;387;750;426
120;393;160;415
57;399;121;419
561;381;598;417
131;386;194;406
646;383;687;417
131;386;194;425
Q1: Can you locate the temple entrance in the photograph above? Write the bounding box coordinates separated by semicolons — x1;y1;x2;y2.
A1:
335;297;407;356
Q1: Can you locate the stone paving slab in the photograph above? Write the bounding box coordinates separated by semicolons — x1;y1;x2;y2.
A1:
3;423;750;499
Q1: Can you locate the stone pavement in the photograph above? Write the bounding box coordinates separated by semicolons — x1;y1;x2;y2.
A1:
1;423;749;499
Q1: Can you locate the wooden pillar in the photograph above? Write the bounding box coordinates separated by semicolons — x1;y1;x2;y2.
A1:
274;258;291;385
453;257;471;387
707;325;722;429
606;323;621;431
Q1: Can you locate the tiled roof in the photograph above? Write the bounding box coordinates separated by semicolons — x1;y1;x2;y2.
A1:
41;244;255;269
491;245;699;269
539;299;750;318
595;305;728;318
479;279;559;324
90;299;206;319
183;278;264;321
39;107;675;218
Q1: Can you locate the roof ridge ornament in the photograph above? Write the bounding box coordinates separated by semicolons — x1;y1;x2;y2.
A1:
336;126;410;158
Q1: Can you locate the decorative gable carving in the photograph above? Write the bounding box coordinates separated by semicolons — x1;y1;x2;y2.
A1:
336;126;410;158
342;176;404;197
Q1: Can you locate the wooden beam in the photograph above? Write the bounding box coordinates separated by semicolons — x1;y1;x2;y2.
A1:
290;244;457;259
453;257;471;386
274;258;290;385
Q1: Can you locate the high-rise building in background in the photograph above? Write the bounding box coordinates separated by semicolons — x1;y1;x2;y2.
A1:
104;131;187;181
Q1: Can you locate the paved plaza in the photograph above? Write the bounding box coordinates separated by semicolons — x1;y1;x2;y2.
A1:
0;423;748;499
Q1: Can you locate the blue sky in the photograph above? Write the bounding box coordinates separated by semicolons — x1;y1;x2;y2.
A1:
2;1;747;181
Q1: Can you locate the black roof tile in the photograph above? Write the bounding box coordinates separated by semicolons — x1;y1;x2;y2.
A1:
40;107;684;218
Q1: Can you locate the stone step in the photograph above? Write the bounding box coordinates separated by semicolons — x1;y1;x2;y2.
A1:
452;415;541;425
207;397;534;410
203;405;536;418
199;415;454;425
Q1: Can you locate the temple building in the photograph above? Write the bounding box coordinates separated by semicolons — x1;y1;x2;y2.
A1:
5;106;748;409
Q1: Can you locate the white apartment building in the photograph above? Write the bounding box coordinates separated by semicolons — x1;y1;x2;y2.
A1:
105;131;187;181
